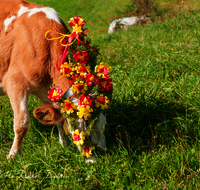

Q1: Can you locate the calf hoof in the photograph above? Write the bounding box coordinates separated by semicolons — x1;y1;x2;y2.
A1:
85;156;98;163
7;148;21;159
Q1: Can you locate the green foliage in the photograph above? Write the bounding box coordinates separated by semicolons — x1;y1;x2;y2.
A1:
1;0;200;189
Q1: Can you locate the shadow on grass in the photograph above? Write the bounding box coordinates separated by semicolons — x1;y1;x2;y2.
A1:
105;95;200;155
28;94;199;157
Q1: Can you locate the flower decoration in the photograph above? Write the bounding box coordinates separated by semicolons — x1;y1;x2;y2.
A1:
76;65;91;76
98;78;113;92
60;61;74;77
46;16;113;158
95;62;112;79
77;105;93;120
70;74;85;85
74;51;89;64
71;81;88;94
82;146;95;158
95;94;110;109
61;100;77;114
85;73;99;86
68;16;85;34
72;129;85;146
79;95;94;107
48;87;63;101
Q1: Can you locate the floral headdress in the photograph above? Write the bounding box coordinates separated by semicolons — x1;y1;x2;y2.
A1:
46;16;112;158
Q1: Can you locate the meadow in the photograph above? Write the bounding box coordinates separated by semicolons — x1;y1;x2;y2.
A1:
0;0;200;189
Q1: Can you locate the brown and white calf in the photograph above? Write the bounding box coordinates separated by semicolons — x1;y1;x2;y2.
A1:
0;0;105;162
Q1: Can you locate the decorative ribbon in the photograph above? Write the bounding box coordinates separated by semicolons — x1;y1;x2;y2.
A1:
45;16;102;71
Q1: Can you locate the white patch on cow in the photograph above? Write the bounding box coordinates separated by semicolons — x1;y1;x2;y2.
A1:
18;5;29;17
4;16;16;31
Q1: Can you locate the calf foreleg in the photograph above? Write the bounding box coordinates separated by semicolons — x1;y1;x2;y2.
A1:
3;71;30;159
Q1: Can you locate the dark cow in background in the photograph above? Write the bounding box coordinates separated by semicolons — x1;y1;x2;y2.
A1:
0;0;106;163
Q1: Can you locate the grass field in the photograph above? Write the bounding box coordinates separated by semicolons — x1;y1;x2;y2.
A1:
1;0;200;189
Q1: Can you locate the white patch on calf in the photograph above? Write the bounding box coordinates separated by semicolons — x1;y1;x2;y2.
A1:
7;133;21;159
18;5;29;17
20;94;30;129
18;4;61;24
4;16;16;31
20;94;27;111
4;4;61;32
28;7;61;24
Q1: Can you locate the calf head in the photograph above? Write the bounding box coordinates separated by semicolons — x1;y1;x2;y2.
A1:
34;92;108;162
33;16;113;162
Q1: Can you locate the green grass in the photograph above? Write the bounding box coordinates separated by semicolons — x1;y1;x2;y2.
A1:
1;0;200;189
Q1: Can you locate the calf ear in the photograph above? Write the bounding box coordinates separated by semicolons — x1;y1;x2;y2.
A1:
33;104;63;125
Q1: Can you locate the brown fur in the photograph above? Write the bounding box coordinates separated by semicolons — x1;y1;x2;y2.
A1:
33;104;63;125
0;0;72;158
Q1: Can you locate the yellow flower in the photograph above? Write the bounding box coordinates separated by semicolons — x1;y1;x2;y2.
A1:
61;100;77;114
95;94;110;109
71;81;88;94
72;129;85;146
95;62;112;79
76;65;91;76
82;146;95;158
60;61;75;77
77;105;93;120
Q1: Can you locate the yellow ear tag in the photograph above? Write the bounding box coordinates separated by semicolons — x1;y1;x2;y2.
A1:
44;114;52;121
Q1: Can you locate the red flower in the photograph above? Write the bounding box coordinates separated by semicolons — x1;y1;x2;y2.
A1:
95;94;110;109
78;94;94;107
74;51;89;64
48;87;63;101
70;74;85;85
85;73;99;86
95;62;112;79
68;16;85;28
98;78;112;92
